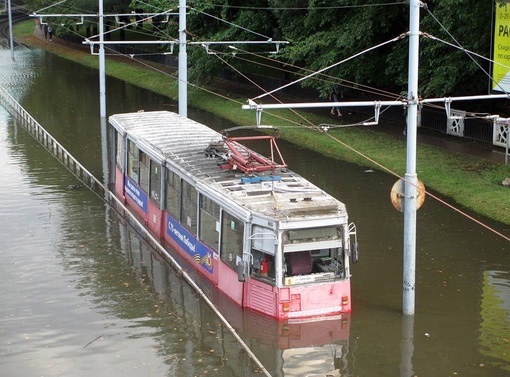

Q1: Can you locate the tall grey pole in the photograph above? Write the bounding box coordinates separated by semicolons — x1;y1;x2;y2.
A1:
178;0;187;117
99;0;106;118
403;0;420;315
8;0;14;60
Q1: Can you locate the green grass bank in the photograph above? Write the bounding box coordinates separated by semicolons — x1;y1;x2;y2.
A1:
13;20;510;227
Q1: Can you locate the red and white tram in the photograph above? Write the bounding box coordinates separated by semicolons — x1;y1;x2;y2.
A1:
109;110;358;319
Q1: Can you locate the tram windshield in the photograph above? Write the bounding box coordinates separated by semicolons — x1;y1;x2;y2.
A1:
249;225;347;285
282;226;346;285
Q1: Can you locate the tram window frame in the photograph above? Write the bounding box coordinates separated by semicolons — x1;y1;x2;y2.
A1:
149;161;161;207
251;249;276;283
181;180;197;234
115;132;124;171
281;226;345;278
199;194;220;253
165;168;180;220
250;225;277;282
127;140;139;183
139;151;150;194
220;211;244;271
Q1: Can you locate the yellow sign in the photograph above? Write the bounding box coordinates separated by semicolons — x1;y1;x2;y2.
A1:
493;2;510;92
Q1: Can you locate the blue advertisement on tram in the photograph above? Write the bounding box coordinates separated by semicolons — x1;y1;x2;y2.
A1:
124;176;148;213
166;214;214;274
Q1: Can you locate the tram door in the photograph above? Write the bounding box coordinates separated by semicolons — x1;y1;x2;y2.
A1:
250;226;277;281
219;210;246;305
245;225;278;317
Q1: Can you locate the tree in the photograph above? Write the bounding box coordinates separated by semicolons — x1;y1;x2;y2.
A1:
24;0;498;100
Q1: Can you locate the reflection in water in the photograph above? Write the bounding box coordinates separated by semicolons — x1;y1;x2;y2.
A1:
114;212;352;376
0;49;353;376
2;45;510;375
480;271;510;373
400;315;414;377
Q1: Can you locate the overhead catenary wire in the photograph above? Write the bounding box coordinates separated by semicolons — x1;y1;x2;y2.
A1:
35;1;509;241
251;34;407;101
91;32;510;243
219;44;408;127
202;52;510;242
188;6;272;40
200;45;510;242
422;31;510;95
209;45;402;129
203;2;405;11
423;6;510;95
324;132;510;243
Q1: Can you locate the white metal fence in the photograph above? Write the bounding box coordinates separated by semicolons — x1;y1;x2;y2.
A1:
0;85;272;375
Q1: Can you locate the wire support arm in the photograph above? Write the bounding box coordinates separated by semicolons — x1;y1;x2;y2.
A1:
243;99;400;126
420;93;510;105
242;99;404;111
83;39;177;55
193;40;289;55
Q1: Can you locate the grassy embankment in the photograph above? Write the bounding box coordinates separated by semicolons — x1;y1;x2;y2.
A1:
14;20;510;227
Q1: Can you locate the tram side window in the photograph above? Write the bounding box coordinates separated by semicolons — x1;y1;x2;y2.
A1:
199;195;220;253
181;180;197;234
115;132;124;170
150;161;161;207
139;152;150;194
127;140;139;182
220;211;244;271
165;169;180;219
251;226;276;282
251;249;276;282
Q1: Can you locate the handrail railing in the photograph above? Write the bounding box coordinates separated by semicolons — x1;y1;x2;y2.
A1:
0;85;272;377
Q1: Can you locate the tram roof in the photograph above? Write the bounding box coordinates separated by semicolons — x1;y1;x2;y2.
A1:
109;111;348;221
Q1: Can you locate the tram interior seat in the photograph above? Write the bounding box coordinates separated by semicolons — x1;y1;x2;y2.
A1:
287;251;312;275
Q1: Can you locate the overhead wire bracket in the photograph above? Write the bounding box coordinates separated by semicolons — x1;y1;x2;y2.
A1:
444;97;453;119
362;101;382;126
246;99;263;125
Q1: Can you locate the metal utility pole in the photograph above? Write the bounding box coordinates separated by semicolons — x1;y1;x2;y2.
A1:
178;0;187;117
38;1;285;120
99;0;106;118
241;0;510;315
402;0;420;315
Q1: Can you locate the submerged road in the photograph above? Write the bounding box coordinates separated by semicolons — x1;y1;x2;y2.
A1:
1;26;510;377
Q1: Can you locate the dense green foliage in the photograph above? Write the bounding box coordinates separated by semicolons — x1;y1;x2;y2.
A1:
20;1;496;99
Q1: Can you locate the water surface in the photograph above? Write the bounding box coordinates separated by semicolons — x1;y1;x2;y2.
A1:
1;45;509;376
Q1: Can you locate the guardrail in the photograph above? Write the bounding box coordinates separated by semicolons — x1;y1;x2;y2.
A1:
0;85;108;197
0;85;272;376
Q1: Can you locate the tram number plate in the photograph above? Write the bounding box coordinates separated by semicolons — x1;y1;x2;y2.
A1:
285;275;315;285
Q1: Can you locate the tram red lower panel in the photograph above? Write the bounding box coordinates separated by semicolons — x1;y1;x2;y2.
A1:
245;278;351;319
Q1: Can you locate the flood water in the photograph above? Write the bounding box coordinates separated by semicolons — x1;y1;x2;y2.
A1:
1;45;510;377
